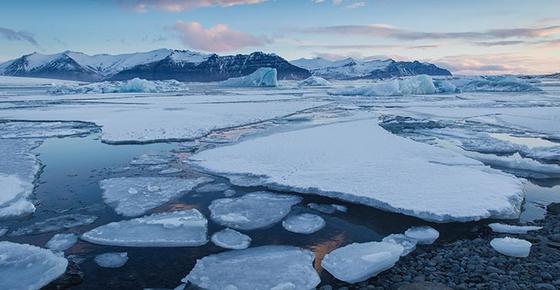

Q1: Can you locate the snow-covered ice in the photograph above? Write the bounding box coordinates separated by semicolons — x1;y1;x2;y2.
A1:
190;118;523;222
183;245;320;290
81;210;208;247
490;237;532;257
488;223;542;234
382;234;418;256
330;75;437;96
210;228;252;250
299;76;331;86
0;241;68;290
94;252;129;268
48;78;189;94
282;213;326;234
208;192;301;230
321;241;404;283
404;226;440;245
0;121;94;139
220;67;278;87
11;214;97;236
100;177;212;217
46;233;78;252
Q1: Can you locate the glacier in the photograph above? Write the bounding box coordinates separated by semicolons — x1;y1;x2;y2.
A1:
183;245;320;290
490;237;531;258
190;118;524;222
81;210;208;247
210;228;252;250
100;176;212;217
220;67;278;87
282;213;326;234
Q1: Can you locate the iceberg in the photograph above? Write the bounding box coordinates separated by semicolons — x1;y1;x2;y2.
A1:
11;214;97;236
0;241;68;290
94;252;129;268
48;78;189;94
488;223;542;234
208;192;301;230
454;76;542;92
330;75;437;96
46;233;78;252
321;241;404;283
282;213;325;234
81;210;208;247
100;177;212;217
220;67;278;87
382;234;417;256
189;118;523;222
183;245;320;290
490;237;531;257
404;226;439;245
298;76;331;87
210;228;252;250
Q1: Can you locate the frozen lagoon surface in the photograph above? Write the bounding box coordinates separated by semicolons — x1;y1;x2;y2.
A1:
1;76;560;288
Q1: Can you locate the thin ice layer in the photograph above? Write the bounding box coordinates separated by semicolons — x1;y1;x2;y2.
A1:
100;177;212;216
190;118;523;222
81;210;208;247
183;245;320;290
46;233;78;252
0;241;68;290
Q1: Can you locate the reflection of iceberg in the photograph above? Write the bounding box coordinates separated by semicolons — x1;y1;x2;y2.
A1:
49;78;189;94
220;67;278;87
330;75;437;96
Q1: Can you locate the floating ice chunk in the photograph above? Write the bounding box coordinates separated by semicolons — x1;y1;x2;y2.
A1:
81;210;208;247
0;228;7;237
130;154;171;166
330;75;437;96
11;214;97;236
46;233;78;252
0;241;68;290
307;203;347;214
183;245;320;290
158;168;183;175
454;76;542;92
209;192;301;230
458;150;560;178
321;241;404;283
94;252;129;268
404;226;439;245
190;118;523;222
382;234;417;256
223;189;236;197
100;177;212;217
211;228;252;250
195;183;230;193
220;68;278;87
488;223;542;234
49;78;189;94
299;76;331;86
282;213;325;234
490;237;531;257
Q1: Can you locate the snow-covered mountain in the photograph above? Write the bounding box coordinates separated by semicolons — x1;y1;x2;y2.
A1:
0;50;310;82
291;57;451;80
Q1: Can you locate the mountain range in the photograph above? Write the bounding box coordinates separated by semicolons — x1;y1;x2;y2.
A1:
0;49;452;82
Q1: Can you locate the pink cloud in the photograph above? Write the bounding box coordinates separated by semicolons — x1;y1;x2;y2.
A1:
125;0;265;12
174;21;270;52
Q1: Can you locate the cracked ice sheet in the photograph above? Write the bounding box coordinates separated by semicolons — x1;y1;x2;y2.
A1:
190;118;523;222
0;96;327;143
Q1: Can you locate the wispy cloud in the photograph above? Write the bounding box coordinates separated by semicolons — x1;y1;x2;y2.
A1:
122;0;265;12
173;21;270;52
433;53;560;75
0;27;39;47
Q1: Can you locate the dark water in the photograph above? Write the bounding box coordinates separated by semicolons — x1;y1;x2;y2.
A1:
1;132;557;289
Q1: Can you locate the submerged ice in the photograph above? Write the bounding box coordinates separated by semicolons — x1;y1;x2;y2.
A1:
46;233;78;252
282;213;325;234
210;228;251;250
94;252;129;268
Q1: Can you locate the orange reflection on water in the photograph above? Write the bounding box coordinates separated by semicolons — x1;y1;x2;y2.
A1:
309;233;346;273
152;202;198;213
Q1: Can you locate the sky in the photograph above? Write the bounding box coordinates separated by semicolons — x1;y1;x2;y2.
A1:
0;0;559;75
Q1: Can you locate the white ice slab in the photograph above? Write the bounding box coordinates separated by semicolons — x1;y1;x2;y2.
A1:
299;76;331;87
490;237;531;257
211;228;251;250
282;213;325;234
100;177;212;217
183;245;320;290
488;223;542;234
404;226;440;245
46;233;78;252
94;252;129;268
190;118;523;222
209;192;301;230
0;241;68;290
81;210;208;247
321;241;404;283
382;234;417;256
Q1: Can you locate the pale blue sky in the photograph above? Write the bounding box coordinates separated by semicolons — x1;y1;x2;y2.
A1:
1;0;559;74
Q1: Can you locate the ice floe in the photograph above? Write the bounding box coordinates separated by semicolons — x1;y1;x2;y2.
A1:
321;241;404;283
282;213;325;234
210;228;251;250
46;233;78;252
11;214;97;236
488;223;542;234
307;203;347;214
208;192;301;230
0;241;68;290
220;67;278;87
183;245;320;290
48;78;189;94
298;76;331;87
94;252;129;268
490;237;532;257
81;210;208;247
100;177;212;217
330;75;437;96
190;118;523;222
404;226;440;245
382;234;418;256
